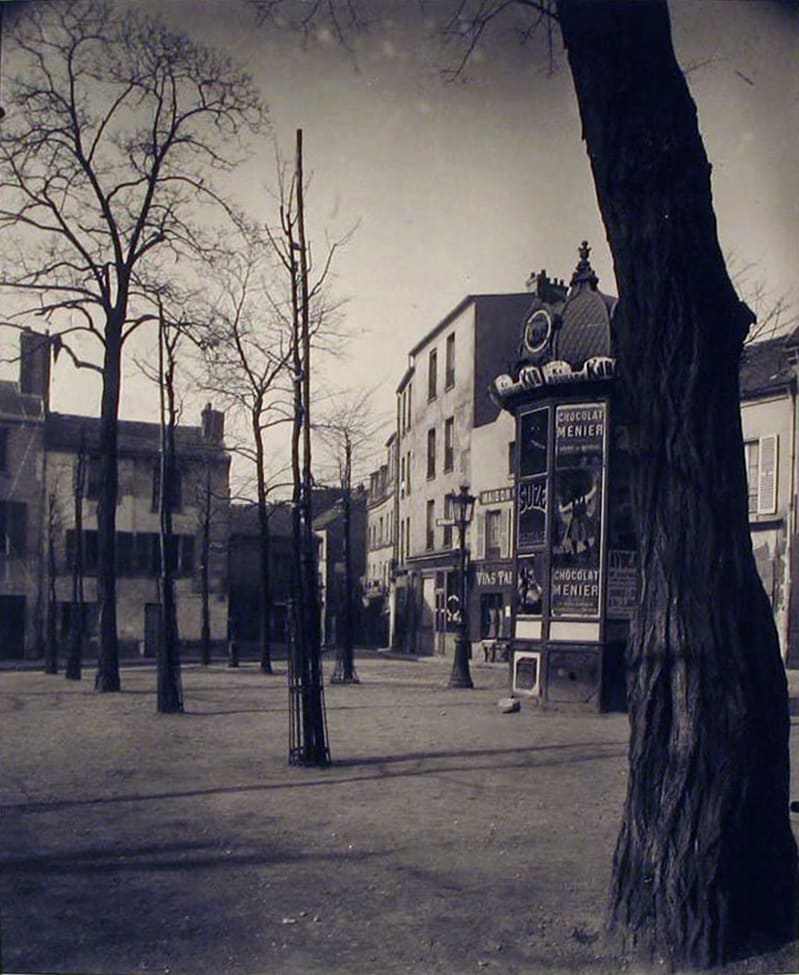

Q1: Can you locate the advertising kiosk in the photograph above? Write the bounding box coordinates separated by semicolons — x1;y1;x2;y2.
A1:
490;243;635;711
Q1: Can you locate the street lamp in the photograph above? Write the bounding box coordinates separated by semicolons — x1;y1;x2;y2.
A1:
447;483;476;689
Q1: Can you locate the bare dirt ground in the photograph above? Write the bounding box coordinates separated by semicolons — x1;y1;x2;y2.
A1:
1;654;798;975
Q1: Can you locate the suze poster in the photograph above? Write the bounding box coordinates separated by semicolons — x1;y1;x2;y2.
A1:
517;477;547;550
517;406;549;552
550;403;606;618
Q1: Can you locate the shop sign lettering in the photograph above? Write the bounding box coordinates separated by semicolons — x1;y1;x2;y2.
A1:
607;550;636;618
551;566;601;617
476;567;513;588
517;476;547;550
479;486;514;505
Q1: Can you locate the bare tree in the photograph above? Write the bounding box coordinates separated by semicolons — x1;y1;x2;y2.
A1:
317;388;386;683
0;0;264;691
249;0;798;966
270;130;336;766
201;223;297;674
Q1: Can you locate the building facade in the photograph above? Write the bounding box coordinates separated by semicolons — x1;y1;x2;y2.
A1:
364;434;397;646
392;292;533;655
44;404;230;656
0;328;231;660
0;330;49;657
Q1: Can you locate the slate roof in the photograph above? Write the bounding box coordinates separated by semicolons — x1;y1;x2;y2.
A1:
739;333;798;399
0;379;45;420
45;411;225;458
230;502;294;538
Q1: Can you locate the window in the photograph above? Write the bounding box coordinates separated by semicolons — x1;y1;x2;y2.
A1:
87;456;102;501
426;499;435;551
0;427;7;472
406;451;411;494
508;441;516;476
427;428;436;480
443;494;453;550
0;501;26;557
486;509;503;560
444;417;454;473
400;455;406;497
152;463;182;512
445;333;455;389
745;435;778;516
116;532;134;575
428;348;438;401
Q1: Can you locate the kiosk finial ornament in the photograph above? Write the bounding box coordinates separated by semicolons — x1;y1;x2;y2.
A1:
571;240;598;288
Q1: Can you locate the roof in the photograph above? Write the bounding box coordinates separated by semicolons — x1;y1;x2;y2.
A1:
739;334;797;399
407;293;532;360
0;379;45;420
230;502;294;537
45;412;226;458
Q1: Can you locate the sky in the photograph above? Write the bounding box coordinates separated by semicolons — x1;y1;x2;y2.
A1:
2;0;798;492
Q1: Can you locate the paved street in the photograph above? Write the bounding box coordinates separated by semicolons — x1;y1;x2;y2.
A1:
1;655;798;975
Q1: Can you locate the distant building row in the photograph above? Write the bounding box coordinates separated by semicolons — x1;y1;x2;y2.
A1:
0;330;365;660
363;251;799;672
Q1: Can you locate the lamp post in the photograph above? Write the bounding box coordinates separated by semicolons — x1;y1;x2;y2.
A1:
447;484;475;689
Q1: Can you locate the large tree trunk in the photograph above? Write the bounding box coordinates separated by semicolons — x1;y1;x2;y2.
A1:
94;327;122;692
65;439;86;681
558;1;798;968
156;322;184;714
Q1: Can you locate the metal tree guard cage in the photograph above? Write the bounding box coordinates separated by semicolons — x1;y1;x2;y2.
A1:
287;598;331;767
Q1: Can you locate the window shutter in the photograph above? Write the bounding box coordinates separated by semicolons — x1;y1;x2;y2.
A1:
501;508;512;559
476;511;485;559
758;434;778;515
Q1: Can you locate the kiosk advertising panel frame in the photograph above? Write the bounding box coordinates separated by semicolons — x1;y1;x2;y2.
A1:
550;402;607;620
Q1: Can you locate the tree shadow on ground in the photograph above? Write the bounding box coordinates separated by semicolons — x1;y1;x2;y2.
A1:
3;742;627;815
0;838;383;876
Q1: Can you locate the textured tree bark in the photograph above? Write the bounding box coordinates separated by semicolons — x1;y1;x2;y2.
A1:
558;1;798;967
156;321;183;714
94;328;122;692
65;438;86;681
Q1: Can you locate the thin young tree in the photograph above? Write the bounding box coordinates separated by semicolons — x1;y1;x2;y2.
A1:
43;492;59;675
250;0;798;965
202;225;296;675
65;429;87;681
270;130;338;766
0;0;264;691
317;388;386;684
197;452;214;667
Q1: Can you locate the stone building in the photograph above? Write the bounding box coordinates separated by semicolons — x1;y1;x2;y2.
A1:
44;404;230;656
0;327;231;659
393;292;533;655
364;433;396;646
0;330;49;657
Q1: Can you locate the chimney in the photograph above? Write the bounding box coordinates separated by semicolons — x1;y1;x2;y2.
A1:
19;328;51;408
201;403;224;443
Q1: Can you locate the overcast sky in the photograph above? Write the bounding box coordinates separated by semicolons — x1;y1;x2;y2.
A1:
3;0;798;490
